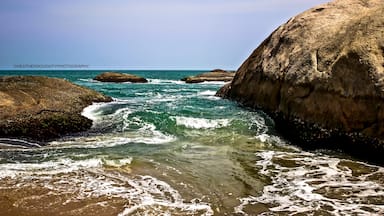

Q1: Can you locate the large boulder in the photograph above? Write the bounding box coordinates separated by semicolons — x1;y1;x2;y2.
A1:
218;0;384;159
181;69;235;83
0;76;112;141
94;72;148;83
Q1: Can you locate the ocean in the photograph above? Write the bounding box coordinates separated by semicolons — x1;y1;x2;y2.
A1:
1;70;384;215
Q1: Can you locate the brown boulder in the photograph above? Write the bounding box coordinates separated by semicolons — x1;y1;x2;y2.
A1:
0;76;112;141
182;69;235;83
94;72;148;83
218;0;384;160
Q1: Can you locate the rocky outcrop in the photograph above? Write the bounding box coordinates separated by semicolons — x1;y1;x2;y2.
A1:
181;69;235;83
94;72;148;83
0;76;112;141
218;0;384;161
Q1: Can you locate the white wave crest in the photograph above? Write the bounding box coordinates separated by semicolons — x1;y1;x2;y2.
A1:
82;103;108;121
199;81;230;85
78;78;100;83
174;116;230;129
148;79;185;85
198;90;216;96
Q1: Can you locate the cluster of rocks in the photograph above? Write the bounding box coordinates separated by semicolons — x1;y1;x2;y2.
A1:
93;70;236;84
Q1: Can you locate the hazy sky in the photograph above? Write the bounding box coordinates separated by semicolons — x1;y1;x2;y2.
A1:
0;0;329;70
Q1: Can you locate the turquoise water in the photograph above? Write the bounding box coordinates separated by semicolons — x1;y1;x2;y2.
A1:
1;70;384;215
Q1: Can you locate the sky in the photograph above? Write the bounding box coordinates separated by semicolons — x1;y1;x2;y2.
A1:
0;0;329;70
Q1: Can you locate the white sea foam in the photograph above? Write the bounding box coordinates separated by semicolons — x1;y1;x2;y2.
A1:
0;158;102;179
0;157;213;215
174;116;230;129
150;93;184;103
197;90;221;101
81;103;107;121
102;158;132;168
48;112;175;148
198;90;216;96
48;129;175;149
117;175;213;216
199;81;229;85
235;150;384;215
78;78;100;83
148;79;185;85
0;138;41;148
68;101;176;148
135;122;176;144
255;134;286;146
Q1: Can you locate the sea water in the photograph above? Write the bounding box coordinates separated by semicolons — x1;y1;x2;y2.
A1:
0;70;384;215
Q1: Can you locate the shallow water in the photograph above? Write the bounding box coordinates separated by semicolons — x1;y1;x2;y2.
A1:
1;70;384;215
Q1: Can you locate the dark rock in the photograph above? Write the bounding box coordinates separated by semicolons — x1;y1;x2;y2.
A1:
215;83;231;98
0;76;112;141
94;72;148;83
218;0;384;162
182;69;235;83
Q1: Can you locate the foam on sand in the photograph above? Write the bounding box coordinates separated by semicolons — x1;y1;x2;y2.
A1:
0;156;213;215
235;150;384;215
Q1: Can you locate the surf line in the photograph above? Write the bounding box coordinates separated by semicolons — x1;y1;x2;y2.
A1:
0;138;42;148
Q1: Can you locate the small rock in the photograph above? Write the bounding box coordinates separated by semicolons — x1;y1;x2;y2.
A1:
181;69;235;83
94;72;148;83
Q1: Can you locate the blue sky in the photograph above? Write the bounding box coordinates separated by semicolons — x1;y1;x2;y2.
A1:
0;0;329;70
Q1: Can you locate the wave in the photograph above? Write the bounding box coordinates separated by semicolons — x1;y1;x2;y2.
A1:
198;81;230;85
148;79;185;85
102;157;133;169
0;157;102;178
79;101;176;147
81;102;115;121
197;90;221;101
255;134;286;146
0;138;41;148
50;114;175;149
235;150;384;215
78;78;100;83
197;90;216;96
48;129;175;149
174;116;230;129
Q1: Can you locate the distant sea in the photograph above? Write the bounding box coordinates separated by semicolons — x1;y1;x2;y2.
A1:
0;70;384;215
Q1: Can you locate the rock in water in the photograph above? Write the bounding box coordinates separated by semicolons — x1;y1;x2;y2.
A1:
0;76;112;141
94;72;148;83
181;69;235;83
218;0;384;160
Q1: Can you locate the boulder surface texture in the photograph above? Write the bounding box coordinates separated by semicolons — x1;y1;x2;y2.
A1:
217;0;384;160
0;76;112;141
182;69;235;83
94;72;148;83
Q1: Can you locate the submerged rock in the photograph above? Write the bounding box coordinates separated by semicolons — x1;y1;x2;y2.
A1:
181;69;235;83
0;76;112;141
218;0;384;160
94;72;148;83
